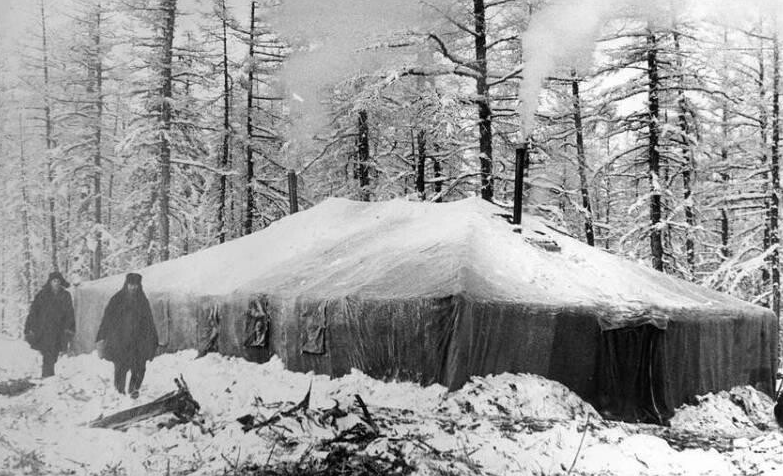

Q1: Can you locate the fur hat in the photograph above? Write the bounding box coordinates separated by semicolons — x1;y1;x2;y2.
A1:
47;271;70;288
125;273;143;285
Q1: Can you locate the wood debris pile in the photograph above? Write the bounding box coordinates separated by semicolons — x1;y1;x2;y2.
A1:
0;378;36;397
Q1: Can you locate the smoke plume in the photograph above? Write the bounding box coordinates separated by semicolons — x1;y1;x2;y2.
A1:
272;0;431;165
517;0;783;137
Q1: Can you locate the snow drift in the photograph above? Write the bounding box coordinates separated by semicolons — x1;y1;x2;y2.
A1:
1;338;779;476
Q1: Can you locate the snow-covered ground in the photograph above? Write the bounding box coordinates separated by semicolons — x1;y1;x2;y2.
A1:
1;335;781;476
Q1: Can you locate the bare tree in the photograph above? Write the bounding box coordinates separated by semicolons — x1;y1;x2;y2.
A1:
571;73;595;246
217;0;231;243
39;0;59;271
243;0;257;236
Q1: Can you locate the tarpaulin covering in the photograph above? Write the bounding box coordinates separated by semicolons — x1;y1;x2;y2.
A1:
72;197;778;421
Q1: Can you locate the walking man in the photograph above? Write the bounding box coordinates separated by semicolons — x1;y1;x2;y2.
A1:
96;273;158;398
24;271;75;378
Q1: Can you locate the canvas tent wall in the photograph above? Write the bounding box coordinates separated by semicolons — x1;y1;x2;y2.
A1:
72;198;778;421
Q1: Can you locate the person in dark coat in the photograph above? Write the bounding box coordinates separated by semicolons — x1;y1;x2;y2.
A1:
24;271;75;378
96;273;158;398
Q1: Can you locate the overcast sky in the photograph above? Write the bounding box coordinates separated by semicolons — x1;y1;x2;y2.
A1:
3;0;783;142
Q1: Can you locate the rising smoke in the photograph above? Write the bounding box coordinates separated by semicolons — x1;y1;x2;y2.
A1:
271;0;433;165
517;0;783;136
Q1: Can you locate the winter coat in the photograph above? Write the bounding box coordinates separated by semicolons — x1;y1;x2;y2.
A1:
96;286;158;365
24;287;75;355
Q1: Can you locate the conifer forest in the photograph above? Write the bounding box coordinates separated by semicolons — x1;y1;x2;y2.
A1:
0;0;781;332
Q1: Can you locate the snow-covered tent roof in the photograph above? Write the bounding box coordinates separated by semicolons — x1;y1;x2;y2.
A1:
74;197;776;421
81;196;769;329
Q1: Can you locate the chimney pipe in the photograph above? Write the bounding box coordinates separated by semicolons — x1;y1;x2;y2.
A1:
288;169;299;214
513;141;530;225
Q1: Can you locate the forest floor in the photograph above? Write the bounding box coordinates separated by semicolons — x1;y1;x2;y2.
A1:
1;335;782;476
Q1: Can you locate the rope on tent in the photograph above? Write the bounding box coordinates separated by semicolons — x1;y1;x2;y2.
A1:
648;339;664;425
566;413;591;475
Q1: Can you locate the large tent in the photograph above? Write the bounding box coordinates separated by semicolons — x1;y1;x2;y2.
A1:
72;198;778;421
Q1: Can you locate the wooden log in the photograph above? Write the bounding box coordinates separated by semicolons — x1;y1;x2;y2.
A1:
354;394;379;435
0;378;36;397
89;377;200;431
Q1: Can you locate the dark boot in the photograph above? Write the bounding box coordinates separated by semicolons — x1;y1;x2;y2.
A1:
128;361;147;399
41;351;57;378
113;363;128;394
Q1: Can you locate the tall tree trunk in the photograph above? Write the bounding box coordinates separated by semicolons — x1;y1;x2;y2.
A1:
416;130;426;200
603;137;612;249
357;110;370;201
405;129;414;195
19;115;33;303
681;164;695;277
474;0;493;201
0;139;5;331
718;29;731;263
0;225;5;334
218;0;231;243
674;31;696;279
571;74;594;246
244;0;256;236
107;173;114;229
760;38;771;296
40;0;58;271
770;34;780;317
146;190;159;266
432;144;442;202
158;0;176;261
89;4;104;280
647;31;664;272
64;185;72;274
719;105;731;262
108;95;120;232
